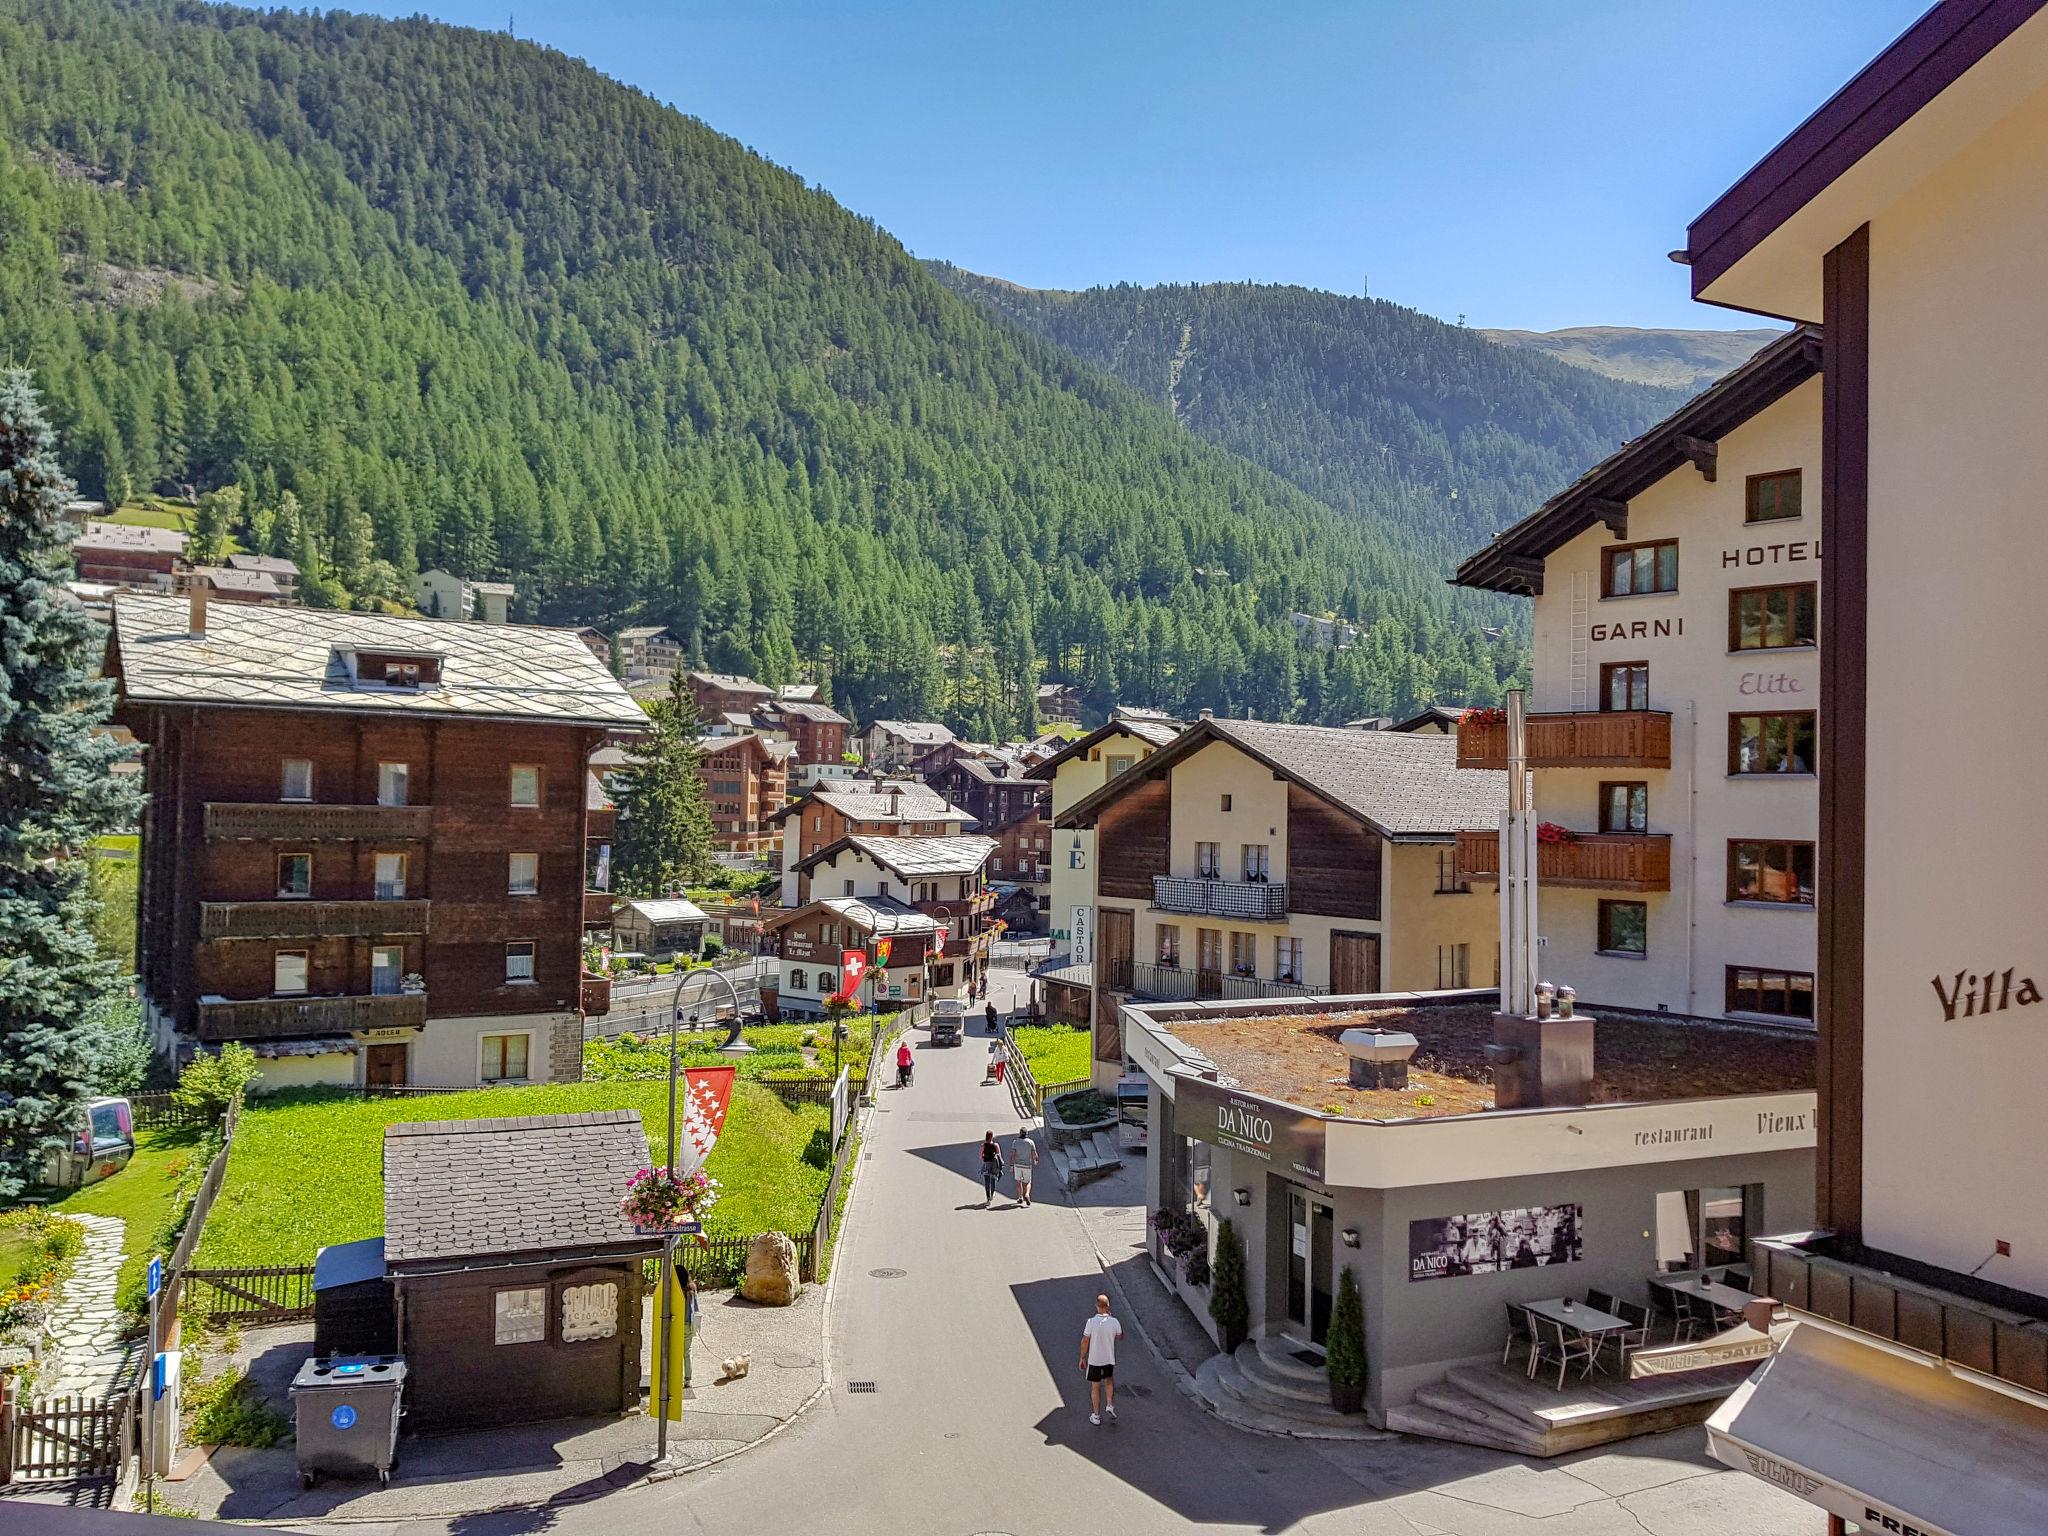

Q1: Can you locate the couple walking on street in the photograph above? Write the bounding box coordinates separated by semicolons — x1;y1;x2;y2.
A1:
979;1126;1038;1205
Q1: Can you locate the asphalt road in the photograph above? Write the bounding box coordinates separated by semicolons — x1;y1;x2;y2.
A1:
350;975;1817;1536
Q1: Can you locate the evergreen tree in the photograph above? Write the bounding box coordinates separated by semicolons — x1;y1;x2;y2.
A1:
0;369;140;1199
189;484;238;566
610;669;716;897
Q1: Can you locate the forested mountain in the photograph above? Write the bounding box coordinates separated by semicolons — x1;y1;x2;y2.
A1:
1479;325;1783;389
929;269;1688;562
0;2;1605;735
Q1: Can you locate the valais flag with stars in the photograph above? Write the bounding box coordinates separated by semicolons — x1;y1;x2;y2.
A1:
674;1065;737;1177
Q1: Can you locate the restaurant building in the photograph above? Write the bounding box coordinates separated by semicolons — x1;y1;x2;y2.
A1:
110;591;640;1089
1125;990;1815;1449
1056;715;1506;1089
1675;3;2048;1529
1455;328;1823;1027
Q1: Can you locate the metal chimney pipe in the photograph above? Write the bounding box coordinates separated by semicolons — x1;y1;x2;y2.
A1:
187;573;209;638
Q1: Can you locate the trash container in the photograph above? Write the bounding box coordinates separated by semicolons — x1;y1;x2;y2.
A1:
290;1354;406;1488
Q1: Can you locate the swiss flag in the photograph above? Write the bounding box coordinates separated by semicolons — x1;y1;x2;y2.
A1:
837;948;868;1000
674;1065;736;1176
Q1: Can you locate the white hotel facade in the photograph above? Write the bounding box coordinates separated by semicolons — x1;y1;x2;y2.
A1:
1454;328;1821;1028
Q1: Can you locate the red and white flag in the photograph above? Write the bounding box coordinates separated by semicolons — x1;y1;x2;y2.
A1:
674;1065;736;1176
836;948;868;1001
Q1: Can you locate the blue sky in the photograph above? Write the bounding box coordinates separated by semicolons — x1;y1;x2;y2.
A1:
358;0;1928;331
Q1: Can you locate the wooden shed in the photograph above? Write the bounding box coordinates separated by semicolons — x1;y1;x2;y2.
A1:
381;1111;665;1433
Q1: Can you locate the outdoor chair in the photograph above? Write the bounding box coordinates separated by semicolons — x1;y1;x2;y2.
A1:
1530;1315;1598;1390
1501;1303;1538;1374
1647;1283;1683;1340
1585;1288;1617;1316
1612;1300;1654;1369
1673;1289;1713;1343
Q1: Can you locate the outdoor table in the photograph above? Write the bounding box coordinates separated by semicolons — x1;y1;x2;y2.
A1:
1523;1297;1632;1373
1654;1273;1752;1316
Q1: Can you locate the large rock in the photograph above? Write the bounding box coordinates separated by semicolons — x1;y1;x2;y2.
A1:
740;1231;801;1305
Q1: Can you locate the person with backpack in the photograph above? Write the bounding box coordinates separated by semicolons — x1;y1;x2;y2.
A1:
979;1130;1004;1206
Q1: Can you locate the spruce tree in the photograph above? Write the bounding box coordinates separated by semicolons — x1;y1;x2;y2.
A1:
611;668;716;898
0;369;141;1199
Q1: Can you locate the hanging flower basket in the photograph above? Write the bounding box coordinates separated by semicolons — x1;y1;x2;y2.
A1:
1536;822;1580;846
621;1165;720;1233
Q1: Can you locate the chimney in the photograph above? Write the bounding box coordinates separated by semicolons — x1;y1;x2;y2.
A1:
1341;1028;1419;1089
1198;707;1214;721
187;573;210;638
1487;1006;1595;1109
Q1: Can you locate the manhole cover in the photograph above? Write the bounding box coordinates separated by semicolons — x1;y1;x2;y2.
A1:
869;1267;907;1278
846;1380;877;1393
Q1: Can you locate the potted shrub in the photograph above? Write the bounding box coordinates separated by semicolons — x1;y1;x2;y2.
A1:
1208;1217;1250;1352
1325;1265;1368;1414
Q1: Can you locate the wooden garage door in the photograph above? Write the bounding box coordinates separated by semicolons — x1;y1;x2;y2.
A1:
1330;931;1381;995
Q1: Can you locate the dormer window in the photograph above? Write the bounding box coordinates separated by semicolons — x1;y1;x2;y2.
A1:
345;649;444;690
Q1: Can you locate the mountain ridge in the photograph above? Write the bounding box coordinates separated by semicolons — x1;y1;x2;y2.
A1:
1477;324;1784;390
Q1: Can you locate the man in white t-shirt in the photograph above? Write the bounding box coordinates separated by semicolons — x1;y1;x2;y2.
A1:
1078;1292;1123;1424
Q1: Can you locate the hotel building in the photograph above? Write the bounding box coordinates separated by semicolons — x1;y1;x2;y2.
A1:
1455;329;1823;1028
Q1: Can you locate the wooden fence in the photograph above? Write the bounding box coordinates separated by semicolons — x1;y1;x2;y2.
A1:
0;1383;131;1485
182;1264;317;1326
1002;1037;1044;1115
128;1091;210;1133
759;1074;867;1108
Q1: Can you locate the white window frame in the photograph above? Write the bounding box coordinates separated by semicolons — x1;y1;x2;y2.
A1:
508;851;540;896
509;764;541;808
377;761;409;807
281;758;313;803
480;1030;533;1084
505;940;536;984
273;950;309;996
374;851;406;901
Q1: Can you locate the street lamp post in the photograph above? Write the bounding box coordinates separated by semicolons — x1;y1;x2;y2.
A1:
654;963;745;1467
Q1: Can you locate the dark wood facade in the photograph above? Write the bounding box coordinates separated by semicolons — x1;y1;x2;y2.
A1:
700;734;789;856
1285;785;1382;920
128;705;602;1039
1095;776;1171;901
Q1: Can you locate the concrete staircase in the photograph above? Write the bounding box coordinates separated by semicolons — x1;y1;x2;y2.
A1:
1384;1358;1755;1458
1045;1128;1122;1191
1188;1335;1389;1441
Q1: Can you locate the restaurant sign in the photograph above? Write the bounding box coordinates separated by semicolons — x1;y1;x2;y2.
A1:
1173;1074;1325;1182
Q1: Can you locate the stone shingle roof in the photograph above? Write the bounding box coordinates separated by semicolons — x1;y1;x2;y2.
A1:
1207;719;1505;838
811;782;965;823
688;669;773;695
623;896;709;925
841;833;997;878
74;520;187;555
382;1111;653;1267
1058;716;1505;840
869;719;954;746
769;698;850;725
112;593;647;729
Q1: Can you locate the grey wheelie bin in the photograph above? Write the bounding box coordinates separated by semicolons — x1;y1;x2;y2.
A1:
290;1355;406;1487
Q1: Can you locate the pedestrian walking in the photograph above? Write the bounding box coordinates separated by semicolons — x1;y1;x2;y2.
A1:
979;1131;1004;1205
985;999;999;1036
1079;1293;1122;1424
1010;1125;1039;1206
681;1265;701;1388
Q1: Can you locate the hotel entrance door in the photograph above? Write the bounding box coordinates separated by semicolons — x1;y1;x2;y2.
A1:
1284;1189;1335;1346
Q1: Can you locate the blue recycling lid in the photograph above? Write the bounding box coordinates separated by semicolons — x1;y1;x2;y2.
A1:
334;1362;365;1375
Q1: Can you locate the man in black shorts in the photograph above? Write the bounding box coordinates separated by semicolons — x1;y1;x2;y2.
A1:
1079;1292;1122;1424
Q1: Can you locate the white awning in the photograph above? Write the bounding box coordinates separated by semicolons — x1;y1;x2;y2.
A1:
1706;1321;2048;1536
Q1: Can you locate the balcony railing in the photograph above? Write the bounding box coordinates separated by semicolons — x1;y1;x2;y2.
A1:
580;974;611;1016
199;899;431;939
1456;711;1673;770
1454;829;1673;892
196;991;428;1041
204;802;435;841
584;890;617;926
1126;961;1318;1002
1151;875;1288;920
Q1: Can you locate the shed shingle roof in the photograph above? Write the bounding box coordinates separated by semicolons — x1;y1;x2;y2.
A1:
112;593;647;729
836;834;998;878
382;1111;654;1266
809;782;967;823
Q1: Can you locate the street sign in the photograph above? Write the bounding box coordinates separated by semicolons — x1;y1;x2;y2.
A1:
147;1256;162;1299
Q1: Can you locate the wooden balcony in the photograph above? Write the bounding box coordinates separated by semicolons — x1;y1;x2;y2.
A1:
1455;829;1673;892
1151;874;1288;921
1456;711;1672;770
196;991;428;1042
580;974;612;1016
584;890;617;926
199;899;431;940
204;802;434;842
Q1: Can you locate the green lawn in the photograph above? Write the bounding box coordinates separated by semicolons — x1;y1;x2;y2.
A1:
1012;1025;1092;1089
586;1018;878;1082
3;1129;206;1314
196;1080;832;1269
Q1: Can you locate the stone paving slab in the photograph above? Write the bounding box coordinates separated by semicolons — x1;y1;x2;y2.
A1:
39;1211;135;1399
